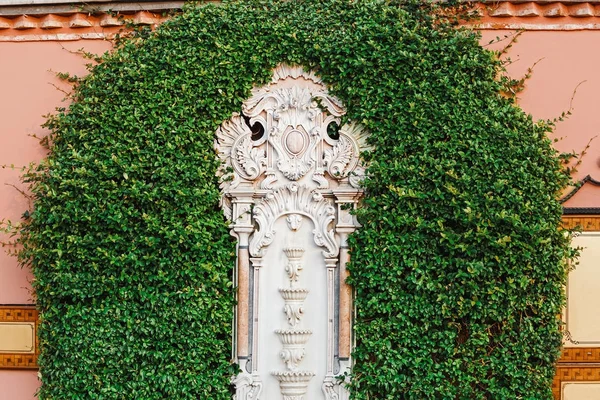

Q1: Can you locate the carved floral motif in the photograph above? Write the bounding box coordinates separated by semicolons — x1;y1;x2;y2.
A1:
324;134;353;178
249;183;338;258
272;371;316;400
284;304;304;328
272;239;314;397
232;374;262;400
322;376;340;400
214;114;267;219
236;136;267;179
284;247;305;286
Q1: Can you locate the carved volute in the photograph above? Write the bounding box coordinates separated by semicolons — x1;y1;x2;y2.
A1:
215;64;369;400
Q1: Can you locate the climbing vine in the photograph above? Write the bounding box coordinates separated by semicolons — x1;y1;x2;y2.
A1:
17;1;574;399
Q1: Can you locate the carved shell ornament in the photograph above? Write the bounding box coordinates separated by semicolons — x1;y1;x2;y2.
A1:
324;122;372;186
215;113;267;183
249;183;339;258
214;113;267;219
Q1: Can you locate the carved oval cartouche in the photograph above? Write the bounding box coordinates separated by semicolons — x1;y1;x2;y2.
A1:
285;129;307;155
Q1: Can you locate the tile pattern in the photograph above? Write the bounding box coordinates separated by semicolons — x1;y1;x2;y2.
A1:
2;2;600;41
554;216;600;398
553;367;600;399
562;216;600;231
475;2;600;30
480;2;600;18
0;11;169;41
561;348;600;363
0;306;39;369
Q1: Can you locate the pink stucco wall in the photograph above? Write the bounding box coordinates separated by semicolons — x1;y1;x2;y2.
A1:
0;29;598;399
0;40;111;400
480;30;600;206
0;40;111;305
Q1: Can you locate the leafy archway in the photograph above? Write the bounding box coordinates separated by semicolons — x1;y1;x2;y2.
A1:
20;1;573;399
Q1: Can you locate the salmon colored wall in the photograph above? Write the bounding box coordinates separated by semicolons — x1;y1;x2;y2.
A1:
0;370;40;400
480;30;600;206
0;40;111;399
0;30;599;400
0;40;112;305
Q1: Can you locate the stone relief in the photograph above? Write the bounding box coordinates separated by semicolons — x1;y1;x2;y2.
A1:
232;373;263;400
215;64;365;400
285;214;303;231
272;245;314;399
249;183;338;258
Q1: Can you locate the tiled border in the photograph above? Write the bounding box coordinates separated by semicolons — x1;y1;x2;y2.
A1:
474;2;600;30
554;216;600;398
2;2;600;41
562;216;600;231
478;1;600;18
0;11;171;42
553;367;600;399
0;306;39;369
561;348;600;363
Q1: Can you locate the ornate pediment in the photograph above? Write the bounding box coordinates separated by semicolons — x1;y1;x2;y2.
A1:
215;64;371;220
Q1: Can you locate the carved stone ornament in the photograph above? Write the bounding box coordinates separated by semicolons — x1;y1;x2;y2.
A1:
216;64;368;400
214;64;371;220
323;122;372;188
232;373;263;400
322;376;340;400
271;371;316;400
272;242;314;397
286;214;303;231
249;183;338;258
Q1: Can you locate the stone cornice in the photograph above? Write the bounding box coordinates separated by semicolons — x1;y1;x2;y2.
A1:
2;1;600;41
474;1;600;30
0;10;172;41
0;1;185;16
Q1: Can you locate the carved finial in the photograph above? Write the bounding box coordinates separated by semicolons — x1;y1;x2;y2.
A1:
283;247;305;287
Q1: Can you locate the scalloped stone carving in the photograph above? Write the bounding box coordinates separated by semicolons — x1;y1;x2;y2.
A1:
272;371;316;400
272;240;314;394
249;183;338;258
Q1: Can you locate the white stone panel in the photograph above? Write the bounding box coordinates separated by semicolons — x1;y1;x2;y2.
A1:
565;232;600;347
258;217;327;399
563;382;600;399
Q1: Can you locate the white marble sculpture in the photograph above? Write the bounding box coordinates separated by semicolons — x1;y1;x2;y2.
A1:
216;64;369;400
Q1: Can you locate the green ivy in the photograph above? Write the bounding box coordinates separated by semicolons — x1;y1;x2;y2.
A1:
17;1;574;399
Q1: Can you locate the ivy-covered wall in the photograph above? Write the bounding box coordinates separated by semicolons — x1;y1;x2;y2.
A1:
16;1;574;398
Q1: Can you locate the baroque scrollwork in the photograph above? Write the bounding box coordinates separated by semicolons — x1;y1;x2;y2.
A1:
236;136;267;180
249;183;338;258
214;114;267;218
322;376;340;400
324;134;353;178
324;122;371;184
241;78;346;182
232;374;263;400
